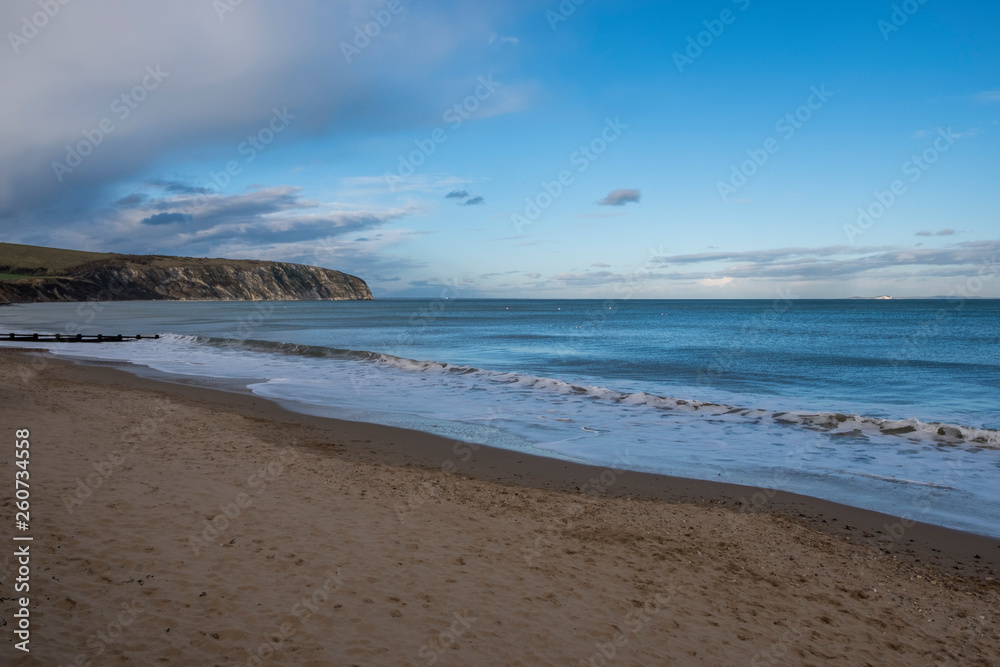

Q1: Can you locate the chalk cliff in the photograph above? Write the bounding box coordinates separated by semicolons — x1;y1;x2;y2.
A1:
0;252;373;304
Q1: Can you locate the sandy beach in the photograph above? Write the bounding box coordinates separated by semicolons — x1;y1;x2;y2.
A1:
1;347;998;665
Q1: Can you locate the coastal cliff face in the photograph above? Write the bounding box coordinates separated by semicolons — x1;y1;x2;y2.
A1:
0;255;373;304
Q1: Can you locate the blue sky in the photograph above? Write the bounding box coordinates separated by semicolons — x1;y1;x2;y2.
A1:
1;0;997;297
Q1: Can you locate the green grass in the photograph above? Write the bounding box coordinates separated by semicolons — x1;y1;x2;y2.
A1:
0;242;115;274
0;273;65;282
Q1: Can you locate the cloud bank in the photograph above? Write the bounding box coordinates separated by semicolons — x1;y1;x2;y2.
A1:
0;0;533;226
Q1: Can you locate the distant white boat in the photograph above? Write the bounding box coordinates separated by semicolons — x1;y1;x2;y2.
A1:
875;295;893;300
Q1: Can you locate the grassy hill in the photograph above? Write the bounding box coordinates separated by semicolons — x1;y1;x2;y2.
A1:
0;242;116;278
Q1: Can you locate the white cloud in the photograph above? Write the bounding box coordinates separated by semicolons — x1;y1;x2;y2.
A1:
0;1;535;224
651;241;1000;282
489;33;520;46
701;276;734;287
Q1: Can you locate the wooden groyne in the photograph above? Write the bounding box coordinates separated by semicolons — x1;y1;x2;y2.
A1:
3;333;160;343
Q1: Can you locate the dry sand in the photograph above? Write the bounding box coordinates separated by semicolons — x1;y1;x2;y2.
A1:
1;348;998;665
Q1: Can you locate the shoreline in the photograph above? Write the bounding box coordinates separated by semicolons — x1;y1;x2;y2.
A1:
10;347;1000;576
3;346;999;664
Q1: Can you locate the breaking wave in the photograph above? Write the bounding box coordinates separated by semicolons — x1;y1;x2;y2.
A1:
172;334;1000;448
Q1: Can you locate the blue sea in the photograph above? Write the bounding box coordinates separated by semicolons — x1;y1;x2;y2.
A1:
3;298;999;536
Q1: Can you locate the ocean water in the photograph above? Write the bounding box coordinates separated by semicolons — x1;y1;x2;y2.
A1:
2;298;999;537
